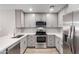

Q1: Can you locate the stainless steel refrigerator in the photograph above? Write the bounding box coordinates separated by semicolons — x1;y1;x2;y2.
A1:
63;25;79;54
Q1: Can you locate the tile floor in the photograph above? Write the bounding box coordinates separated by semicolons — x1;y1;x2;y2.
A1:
24;48;59;54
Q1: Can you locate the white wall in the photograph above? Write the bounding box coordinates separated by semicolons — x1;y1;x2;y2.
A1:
0;9;15;37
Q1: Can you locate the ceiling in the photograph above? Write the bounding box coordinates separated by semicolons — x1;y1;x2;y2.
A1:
0;4;67;13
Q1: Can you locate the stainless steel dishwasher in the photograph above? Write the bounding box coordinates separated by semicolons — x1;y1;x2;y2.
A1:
6;42;20;54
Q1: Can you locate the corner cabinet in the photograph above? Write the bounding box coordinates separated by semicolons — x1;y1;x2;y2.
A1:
47;35;55;47
15;10;25;28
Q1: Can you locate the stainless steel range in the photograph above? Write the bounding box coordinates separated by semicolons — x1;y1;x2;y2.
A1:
35;29;47;48
35;21;47;48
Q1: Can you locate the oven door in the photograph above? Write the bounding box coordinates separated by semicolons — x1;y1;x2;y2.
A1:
37;36;46;43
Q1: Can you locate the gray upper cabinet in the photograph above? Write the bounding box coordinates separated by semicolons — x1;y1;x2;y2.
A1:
36;14;58;27
24;13;58;27
15;10;25;28
42;14;47;22
35;14;42;21
73;11;79;22
73;11;79;27
46;14;58;27
63;11;79;27
63;13;72;26
35;14;46;21
25;14;36;27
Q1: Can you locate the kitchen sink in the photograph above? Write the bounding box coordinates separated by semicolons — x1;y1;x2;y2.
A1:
12;35;24;38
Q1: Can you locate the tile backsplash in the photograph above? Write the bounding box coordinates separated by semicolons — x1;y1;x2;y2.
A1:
16;28;62;34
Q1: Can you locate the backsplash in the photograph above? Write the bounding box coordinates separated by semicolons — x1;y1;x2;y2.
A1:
16;28;62;34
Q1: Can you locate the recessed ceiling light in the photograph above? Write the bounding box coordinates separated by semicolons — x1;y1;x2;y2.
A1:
49;5;54;12
50;8;54;12
29;8;33;11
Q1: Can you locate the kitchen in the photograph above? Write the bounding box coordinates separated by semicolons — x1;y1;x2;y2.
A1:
0;4;79;54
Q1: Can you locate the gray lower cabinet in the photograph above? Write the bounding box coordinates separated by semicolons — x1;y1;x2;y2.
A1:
47;35;55;47
55;36;63;54
0;50;6;54
27;35;36;48
20;36;27;54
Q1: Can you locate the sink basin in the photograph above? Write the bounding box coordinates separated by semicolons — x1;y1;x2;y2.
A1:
12;35;24;38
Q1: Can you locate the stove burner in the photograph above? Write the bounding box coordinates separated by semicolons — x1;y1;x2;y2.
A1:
36;31;47;35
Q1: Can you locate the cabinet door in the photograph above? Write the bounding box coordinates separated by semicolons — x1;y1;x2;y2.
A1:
24;36;27;49
20;37;26;54
55;36;63;54
55;36;59;50
58;9;65;27
25;14;35;27
35;14;42;21
47;35;55;47
23;36;27;50
21;11;25;27
15;10;24;27
46;14;57;27
20;39;25;54
36;14;47;21
42;14;47;22
15;10;21;27
27;35;36;47
63;13;72;26
73;11;79;27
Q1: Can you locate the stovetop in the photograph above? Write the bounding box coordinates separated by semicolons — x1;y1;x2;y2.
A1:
36;31;47;35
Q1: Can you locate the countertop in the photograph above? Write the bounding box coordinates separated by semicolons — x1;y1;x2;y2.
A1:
0;33;35;53
47;33;62;39
0;33;62;53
